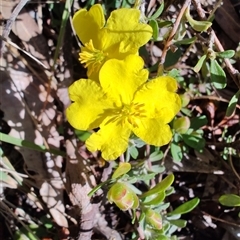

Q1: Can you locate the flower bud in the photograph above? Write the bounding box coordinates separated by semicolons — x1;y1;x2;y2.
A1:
145;208;162;229
107;182;139;211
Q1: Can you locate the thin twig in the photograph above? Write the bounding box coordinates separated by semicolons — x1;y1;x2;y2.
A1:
158;0;191;69
229;153;240;182
0;35;48;69
201;210;240;228
191;95;240;110
0;0;29;54
192;0;240;89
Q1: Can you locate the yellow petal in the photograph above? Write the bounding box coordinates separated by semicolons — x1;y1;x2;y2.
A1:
105;8;153;53
66;79;112;130
73;4;105;45
86;118;131;160
134;76;181;122
99;55;149;105
132;118;173;146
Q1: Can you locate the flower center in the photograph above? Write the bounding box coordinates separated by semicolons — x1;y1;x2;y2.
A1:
79;39;107;75
121;102;146;127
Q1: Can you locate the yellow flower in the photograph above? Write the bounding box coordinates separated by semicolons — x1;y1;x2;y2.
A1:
73;4;153;80
66;55;181;160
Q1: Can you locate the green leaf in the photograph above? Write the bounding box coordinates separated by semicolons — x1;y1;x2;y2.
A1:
52;0;75;68
144;191;166;206
75;129;91;141
226;90;240;117
112;162;131;179
157;20;173;29
219;194;240;207
140;174;174;198
88;180;110;197
154;235;169;240
174;20;186;41
165;186;175;196
149;151;163;162
185;7;212;32
168;219;187;228
157;202;170;211
190;115;208;130
1;152;23;178
40;215;53;229
217;50;235;59
182;132;205;150
193;55;207;72
149;19;159;40
170;142;183;162
137;173;157;182
168;198;200;216
151;165;165;173
175;36;197;45
165;47;182;68
149;2;164;19
129;145;139;159
0;170;19;189
210;59;227;89
0;133;66;157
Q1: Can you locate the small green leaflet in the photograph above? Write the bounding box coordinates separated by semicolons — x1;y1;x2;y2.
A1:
226;90;240;117
210;59;227;89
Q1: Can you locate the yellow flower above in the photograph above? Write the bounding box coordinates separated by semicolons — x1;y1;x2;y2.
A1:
73;4;153;79
66;55;181;160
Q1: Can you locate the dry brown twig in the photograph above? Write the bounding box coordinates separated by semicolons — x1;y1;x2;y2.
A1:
0;0;29;54
159;0;191;69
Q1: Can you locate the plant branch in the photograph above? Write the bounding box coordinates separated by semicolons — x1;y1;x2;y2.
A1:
0;0;29;54
192;0;240;89
158;0;191;70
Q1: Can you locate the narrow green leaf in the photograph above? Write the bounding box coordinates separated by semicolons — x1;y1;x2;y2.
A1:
144;191;166;206
168;198;200;216
112;162;131;179
226;90;240;117
217;50;235;59
52;0;74;69
140;174;174;198
219;194;240;207
149;19;159;40
174;20;186;41
0;133;66;157
149;2;164;19
157;20;173;28
128;173;156;183
168;219;187;228
210;59;227;89
185;7;212;32
175;36;197;45
1;155;24;185
193;55;207;72
88;181;109;197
